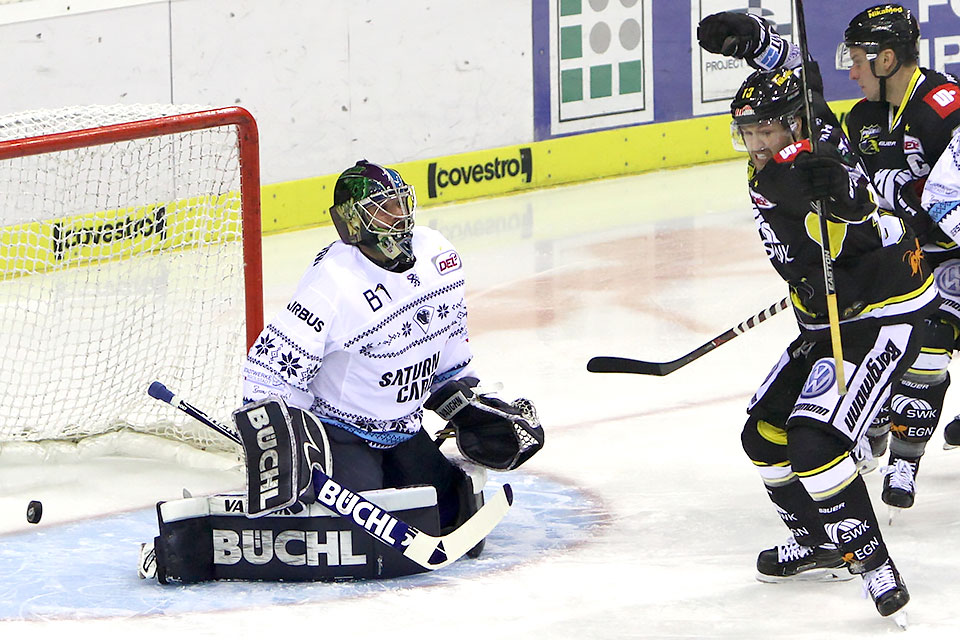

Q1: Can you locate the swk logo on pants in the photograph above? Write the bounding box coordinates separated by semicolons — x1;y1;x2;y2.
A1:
427;148;532;198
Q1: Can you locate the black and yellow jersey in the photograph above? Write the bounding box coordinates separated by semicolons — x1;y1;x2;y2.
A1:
747;124;938;336
846;66;960;263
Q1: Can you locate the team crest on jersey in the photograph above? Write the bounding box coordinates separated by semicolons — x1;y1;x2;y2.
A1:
414;305;435;334
924;84;960;118
433;250;461;275
858;124;881;155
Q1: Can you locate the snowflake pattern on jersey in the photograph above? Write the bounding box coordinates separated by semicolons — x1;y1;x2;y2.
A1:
254;334;277;358
248;324;322;392
277;351;303;378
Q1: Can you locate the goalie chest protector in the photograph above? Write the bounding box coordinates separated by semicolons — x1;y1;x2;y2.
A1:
152;487;440;583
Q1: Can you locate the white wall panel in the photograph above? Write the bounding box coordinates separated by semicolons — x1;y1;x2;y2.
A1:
0;0;532;183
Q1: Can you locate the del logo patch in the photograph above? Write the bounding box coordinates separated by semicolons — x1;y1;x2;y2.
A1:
924;84;960;118
433;250;461;275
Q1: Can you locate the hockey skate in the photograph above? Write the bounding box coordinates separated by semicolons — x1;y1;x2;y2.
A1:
862;558;909;624
881;457;918;518
756;535;852;583
137;541;157;580
943;416;960;450
857;425;890;474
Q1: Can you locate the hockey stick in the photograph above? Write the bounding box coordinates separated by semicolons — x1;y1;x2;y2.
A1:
795;0;847;394
147;381;513;570
586;297;790;375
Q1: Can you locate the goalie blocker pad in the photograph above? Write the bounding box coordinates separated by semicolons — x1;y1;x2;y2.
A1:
233;398;332;517
425;378;544;471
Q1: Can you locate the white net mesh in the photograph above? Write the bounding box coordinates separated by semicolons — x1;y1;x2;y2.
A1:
0;104;255;452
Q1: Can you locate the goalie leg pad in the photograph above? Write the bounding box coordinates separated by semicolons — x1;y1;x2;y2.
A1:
150;489;440;583
152;501;215;584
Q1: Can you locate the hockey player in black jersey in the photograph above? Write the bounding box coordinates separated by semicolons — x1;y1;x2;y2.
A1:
701;0;953;522
838;4;960;503
699;16;939;620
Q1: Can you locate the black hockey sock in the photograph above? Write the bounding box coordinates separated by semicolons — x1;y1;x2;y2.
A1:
765;479;830;547
814;475;888;574
889;374;949;458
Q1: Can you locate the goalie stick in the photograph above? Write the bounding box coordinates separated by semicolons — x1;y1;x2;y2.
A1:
147;381;513;570
586;297;790;375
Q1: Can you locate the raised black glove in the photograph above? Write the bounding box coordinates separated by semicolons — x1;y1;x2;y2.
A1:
895;177;934;241
793;145;852;203
697;11;766;58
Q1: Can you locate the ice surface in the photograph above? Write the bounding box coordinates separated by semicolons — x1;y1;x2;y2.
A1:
3;160;959;638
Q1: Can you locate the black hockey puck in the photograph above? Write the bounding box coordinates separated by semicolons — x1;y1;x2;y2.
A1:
26;500;42;524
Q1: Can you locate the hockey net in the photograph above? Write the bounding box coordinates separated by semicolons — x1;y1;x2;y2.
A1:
0;105;262;455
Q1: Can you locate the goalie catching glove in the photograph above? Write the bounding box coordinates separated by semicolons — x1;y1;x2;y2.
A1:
425;377;544;471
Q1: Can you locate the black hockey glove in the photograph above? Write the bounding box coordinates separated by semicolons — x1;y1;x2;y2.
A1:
793;145;854;206
425;377;544;471
697;11;767;58
896;178;935;242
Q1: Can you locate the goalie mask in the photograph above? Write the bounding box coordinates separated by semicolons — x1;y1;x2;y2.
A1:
730;68;804;152
330;160;417;272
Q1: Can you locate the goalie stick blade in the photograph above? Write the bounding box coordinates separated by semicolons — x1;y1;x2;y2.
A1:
586;356;676;376
404;483;513;569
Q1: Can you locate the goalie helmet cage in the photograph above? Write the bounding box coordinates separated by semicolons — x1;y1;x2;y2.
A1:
0;105;262;452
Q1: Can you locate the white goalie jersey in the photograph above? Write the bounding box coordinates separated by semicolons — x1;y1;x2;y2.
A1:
243;226;477;447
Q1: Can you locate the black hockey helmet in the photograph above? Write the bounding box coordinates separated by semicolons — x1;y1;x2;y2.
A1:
837;4;919;73
730;68;804;150
329;160;417;272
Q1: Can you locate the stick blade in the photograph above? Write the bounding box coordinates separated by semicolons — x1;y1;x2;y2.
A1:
404;483;513;570
586;356;669;376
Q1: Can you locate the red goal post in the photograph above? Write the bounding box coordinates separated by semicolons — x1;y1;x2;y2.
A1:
0;105;263;452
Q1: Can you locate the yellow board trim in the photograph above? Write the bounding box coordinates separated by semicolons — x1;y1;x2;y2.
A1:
261;97;865;235
0;195;240;280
